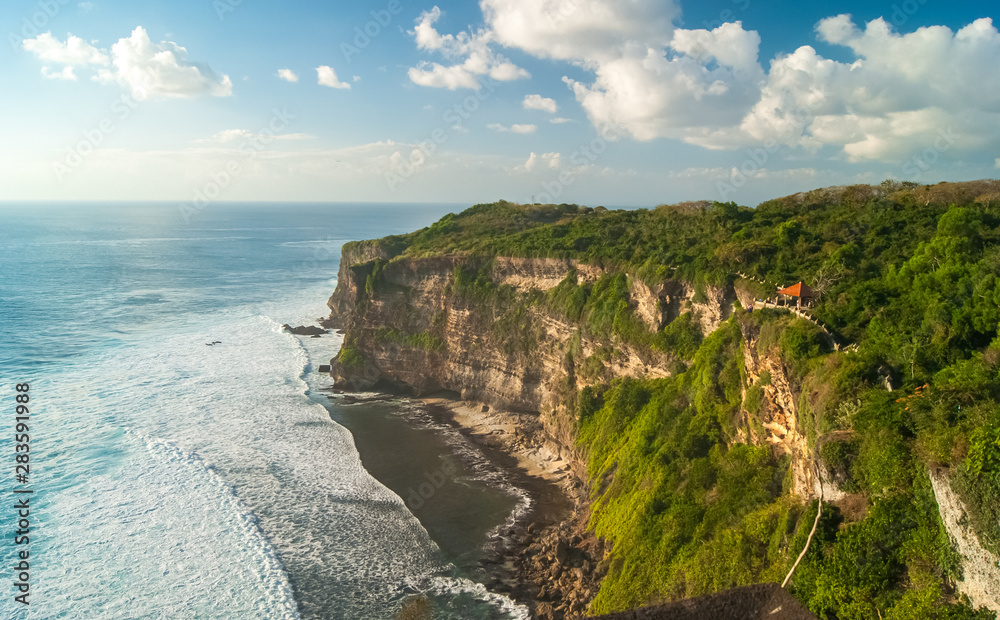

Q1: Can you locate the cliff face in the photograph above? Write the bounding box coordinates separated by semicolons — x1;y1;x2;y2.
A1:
929;468;1000;612
739;320;823;500
324;248;845;505
327;248;744;461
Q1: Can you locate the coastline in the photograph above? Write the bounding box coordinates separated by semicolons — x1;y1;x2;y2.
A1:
417;396;608;620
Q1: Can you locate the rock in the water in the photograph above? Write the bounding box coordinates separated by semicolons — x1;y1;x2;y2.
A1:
282;324;328;336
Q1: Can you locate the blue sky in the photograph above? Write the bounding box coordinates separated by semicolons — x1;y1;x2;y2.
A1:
1;0;997;207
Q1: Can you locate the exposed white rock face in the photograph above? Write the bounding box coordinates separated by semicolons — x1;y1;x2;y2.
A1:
929;467;1000;614
739;320;818;500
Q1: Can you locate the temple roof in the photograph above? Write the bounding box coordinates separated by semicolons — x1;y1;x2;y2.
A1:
777;282;814;298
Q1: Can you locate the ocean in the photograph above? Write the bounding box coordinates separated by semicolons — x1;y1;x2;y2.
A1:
0;202;529;619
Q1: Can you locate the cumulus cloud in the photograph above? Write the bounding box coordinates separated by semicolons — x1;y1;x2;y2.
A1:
23;32;108;67
716;16;1000;161
408;1;766;142
407;6;529;89
277;68;298;82
24;27;232;100
419;1;1000;163
523;94;557;113
514;151;561;173
97;27;232;99
488;123;537;134
564;21;765;142
518;151;539;172
549;117;573;124
316;65;351;89
482;0;677;62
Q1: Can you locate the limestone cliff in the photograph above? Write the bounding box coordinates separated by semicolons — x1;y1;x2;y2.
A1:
326;248;721;459
738;319;836;502
929;467;1000;612
323;247;842;504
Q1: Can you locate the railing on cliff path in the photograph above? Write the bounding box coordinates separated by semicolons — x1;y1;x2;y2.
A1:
735;272;857;353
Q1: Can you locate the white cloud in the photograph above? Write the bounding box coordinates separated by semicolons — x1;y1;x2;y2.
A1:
519;152;538;171
25;27;232;100
667;166;817;181
438;1;1000;163
277;68;298;82
488;123;537;134
482;0;677;62
41;65;78;80
99;27;232;100
523;94;557;113
564;21;765;142
408;2;764;142
513;151;559;173
195;129;313;144
23;32;108;66
407;6;529;89
996;158;1000;168
716;16;1000;161
549;117;573;124
316;65;351;89
78;1;94;11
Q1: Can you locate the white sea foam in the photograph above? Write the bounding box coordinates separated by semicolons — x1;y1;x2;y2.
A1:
389;401;534;540
423;576;531;620
2;288;444;619
2;278;526;619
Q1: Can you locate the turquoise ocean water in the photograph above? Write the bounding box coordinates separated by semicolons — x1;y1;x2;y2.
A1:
0;203;527;619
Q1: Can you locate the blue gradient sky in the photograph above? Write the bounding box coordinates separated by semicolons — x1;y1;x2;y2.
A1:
1;0;997;207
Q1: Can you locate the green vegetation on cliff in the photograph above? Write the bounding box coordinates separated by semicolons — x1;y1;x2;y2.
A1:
340;181;1000;618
